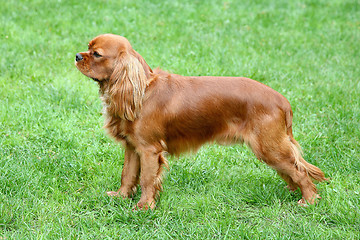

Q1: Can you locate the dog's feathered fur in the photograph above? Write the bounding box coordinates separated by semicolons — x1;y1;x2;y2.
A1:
75;34;326;210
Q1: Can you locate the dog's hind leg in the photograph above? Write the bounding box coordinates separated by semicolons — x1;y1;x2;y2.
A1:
277;171;298;192
246;117;324;205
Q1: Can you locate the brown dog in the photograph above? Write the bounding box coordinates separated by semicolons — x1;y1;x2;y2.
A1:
75;34;326;210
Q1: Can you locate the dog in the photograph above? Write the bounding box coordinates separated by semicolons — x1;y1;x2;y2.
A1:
75;34;326;210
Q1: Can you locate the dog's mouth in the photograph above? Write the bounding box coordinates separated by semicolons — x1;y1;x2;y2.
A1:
75;59;106;83
91;77;100;82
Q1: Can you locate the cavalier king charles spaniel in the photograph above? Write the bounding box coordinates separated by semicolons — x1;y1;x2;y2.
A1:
75;34;326;210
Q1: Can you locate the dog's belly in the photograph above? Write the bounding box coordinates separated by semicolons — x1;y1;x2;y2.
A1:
163;114;247;155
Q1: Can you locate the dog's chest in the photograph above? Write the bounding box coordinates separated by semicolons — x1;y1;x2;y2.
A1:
99;92;128;143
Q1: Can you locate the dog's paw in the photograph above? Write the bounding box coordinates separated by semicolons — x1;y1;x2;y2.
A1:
298;194;321;207
133;201;156;211
285;185;298;192
297;198;309;207
106;191;121;197
107;188;135;199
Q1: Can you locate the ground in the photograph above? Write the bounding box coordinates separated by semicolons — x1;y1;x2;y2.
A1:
0;0;359;239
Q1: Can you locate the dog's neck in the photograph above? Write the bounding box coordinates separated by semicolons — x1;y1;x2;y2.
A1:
97;80;115;121
97;80;108;94
98;84;110;114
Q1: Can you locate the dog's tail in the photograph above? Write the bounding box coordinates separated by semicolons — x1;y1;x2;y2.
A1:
285;110;327;182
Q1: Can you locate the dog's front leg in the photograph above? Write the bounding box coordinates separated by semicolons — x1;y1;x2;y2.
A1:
107;144;140;198
135;148;162;210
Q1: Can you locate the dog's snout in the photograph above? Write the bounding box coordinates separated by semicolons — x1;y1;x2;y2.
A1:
76;53;83;62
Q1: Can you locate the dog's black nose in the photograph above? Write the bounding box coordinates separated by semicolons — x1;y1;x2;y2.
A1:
76;53;83;62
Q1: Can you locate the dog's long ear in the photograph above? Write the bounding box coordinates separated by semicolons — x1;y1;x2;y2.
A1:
108;51;151;121
131;49;153;79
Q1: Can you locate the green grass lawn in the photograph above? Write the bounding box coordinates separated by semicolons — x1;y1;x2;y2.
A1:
1;0;359;238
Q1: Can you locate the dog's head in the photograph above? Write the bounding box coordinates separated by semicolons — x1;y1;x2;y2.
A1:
75;34;151;81
75;34;152;121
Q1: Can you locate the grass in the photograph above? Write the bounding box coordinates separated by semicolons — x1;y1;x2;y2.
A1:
1;0;359;238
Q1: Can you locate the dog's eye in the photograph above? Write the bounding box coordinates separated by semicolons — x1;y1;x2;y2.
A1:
93;51;102;58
